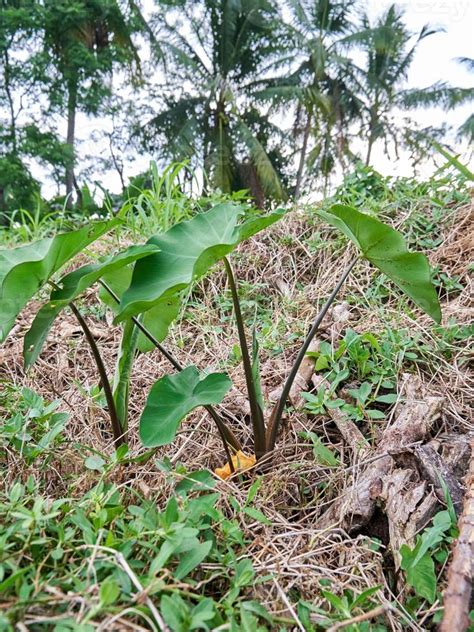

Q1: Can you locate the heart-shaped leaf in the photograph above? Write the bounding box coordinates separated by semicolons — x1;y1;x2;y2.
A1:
98;266;181;353
0;219;118;343
317;204;441;323
140;365;232;447
116;202;285;323
23;244;159;367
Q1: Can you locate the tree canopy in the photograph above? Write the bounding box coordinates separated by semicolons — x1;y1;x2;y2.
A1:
0;0;472;215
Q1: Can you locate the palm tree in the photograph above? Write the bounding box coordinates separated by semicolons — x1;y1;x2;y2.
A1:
253;0;361;199
345;4;439;166
142;0;286;204
40;0;142;205
400;56;474;146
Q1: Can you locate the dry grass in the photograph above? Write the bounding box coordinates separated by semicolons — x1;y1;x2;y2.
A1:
0;197;473;630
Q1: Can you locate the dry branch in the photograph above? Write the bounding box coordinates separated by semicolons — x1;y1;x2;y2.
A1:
440;437;474;632
269;302;352;410
317;375;444;531
414;443;465;515
312;374;370;457
381;469;438;568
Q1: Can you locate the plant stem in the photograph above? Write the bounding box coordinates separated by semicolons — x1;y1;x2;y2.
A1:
68;302;125;448
266;258;357;452
98;280;240;469
223;257;266;460
113;318;140;433
48;280;124;447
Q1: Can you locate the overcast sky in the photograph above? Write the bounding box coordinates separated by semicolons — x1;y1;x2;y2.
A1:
364;0;474;177
54;0;474;194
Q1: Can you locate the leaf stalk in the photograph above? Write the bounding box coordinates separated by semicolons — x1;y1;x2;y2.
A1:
68;302;125;448
98;279;240;470
223;257;267;460
266;258;357;452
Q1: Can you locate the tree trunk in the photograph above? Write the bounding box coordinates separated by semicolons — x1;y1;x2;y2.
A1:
65;78;77;207
294;110;312;201
365;101;378;167
3;49;17;153
365;135;374;167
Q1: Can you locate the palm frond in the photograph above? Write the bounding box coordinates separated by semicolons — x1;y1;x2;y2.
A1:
399;83;474;110
235;117;285;200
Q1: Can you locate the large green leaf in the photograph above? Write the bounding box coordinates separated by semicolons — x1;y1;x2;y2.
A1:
98;267;181;353
0;220;118;343
140;365;232;447
116;203;285;323
317;204;441;323
23;244;159;367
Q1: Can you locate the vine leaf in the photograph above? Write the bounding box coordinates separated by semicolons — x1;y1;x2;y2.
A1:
317;204;441;323
140;365;232;447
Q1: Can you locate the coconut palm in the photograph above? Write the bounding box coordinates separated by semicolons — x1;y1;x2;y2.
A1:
400;56;474;145
142;0;287;204
252;0;361;198
345;4;439;166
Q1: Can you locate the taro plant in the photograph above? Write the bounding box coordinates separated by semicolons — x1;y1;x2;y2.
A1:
0;194;441;474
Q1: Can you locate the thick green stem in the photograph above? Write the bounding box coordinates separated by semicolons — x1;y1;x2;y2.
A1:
266;259;357;452
98;280;240;470
113;318;140;433
68;302;125;448
223;257;266;460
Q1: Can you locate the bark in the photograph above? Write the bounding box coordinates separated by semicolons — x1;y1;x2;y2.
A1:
365;135;374;167
294;110;312;201
440;438;474;632
365;101;379;167
317;374;444;531
65;78;77;207
3;48;17;153
414;443;465;515
381;468;438;569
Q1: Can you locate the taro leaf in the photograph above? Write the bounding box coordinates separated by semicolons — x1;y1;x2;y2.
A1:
116;202;285;323
317;204;441;323
23;244;158;367
140;365;232;447
0;219;118;343
98;266;181;353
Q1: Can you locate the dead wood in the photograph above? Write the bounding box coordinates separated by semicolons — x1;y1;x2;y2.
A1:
380;435;472;570
317;374;444;531
428;433;472;481
312;374;369;457
381;469;438;569
440;437;474;632
414;443;465;515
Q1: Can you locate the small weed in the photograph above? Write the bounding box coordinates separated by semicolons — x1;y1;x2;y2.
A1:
400;504;457;608
298;584;385;631
0;387;68;467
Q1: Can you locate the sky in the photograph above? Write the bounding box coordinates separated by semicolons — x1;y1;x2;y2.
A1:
363;0;474;177
41;0;474;195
